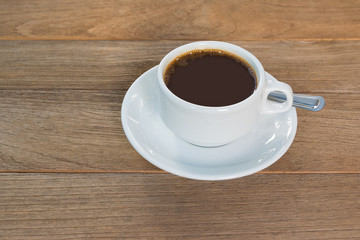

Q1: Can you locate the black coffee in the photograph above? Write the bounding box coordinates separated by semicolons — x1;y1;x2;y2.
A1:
164;49;256;107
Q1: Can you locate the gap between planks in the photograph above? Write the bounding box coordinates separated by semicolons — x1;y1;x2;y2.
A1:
1;37;360;42
1;170;359;174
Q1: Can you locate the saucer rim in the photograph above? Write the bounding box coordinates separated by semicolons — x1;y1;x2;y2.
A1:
121;66;297;180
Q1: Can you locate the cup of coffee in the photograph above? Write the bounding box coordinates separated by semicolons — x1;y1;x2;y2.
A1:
157;41;293;147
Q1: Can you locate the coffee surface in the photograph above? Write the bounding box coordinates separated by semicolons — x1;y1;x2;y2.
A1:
164;50;256;107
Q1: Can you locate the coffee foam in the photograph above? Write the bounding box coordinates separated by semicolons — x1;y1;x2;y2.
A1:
165;49;257;88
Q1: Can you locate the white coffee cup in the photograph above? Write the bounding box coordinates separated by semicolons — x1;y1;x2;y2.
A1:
157;41;293;147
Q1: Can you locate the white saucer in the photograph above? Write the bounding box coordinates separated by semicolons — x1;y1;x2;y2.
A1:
121;66;297;180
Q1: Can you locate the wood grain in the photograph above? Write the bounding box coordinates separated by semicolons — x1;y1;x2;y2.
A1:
268;94;360;172
0;173;359;239
0;90;358;172
0;0;359;40
0;1;359;239
0;90;154;172
0;40;359;93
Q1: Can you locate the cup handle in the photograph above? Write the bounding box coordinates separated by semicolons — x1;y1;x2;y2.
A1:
261;73;293;114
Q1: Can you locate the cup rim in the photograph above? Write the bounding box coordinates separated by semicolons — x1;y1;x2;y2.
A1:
157;41;266;112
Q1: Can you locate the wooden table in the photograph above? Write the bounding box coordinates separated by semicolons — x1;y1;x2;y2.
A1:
1;1;359;239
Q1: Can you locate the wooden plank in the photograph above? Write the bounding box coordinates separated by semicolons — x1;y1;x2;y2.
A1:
0;173;359;239
0;0;359;40
0;90;358;172
0;90;156;172
0;40;359;93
